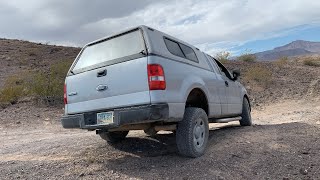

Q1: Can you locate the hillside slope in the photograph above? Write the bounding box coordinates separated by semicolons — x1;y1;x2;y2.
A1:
0;38;80;88
255;40;320;61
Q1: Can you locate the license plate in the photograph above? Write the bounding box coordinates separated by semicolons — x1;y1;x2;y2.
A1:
96;112;114;125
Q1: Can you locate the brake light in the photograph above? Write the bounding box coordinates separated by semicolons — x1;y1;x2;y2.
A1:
64;84;67;104
147;64;166;90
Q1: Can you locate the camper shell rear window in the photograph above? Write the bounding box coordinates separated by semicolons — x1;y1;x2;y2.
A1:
71;29;146;74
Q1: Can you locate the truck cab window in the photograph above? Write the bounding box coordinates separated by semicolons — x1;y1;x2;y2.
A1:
213;59;233;80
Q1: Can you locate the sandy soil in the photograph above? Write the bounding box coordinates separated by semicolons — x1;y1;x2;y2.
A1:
0;99;319;180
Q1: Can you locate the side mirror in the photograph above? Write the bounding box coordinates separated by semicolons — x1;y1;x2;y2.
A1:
232;69;240;80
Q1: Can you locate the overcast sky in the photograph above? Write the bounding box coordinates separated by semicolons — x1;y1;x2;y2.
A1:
1;0;320;55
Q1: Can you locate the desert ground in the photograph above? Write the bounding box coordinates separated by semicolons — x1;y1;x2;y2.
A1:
0;98;319;180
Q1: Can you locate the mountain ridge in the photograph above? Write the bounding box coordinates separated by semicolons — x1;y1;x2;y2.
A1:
254;40;320;61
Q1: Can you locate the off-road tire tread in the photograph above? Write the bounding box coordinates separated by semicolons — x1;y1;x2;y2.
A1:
176;107;209;158
240;98;252;126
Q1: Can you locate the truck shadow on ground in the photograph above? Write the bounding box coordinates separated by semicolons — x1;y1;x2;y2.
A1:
110;124;242;157
76;122;320;179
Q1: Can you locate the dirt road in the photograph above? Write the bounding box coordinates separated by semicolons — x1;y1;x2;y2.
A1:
1;99;320;180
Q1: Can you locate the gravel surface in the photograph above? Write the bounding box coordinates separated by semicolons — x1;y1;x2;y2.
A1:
1;100;319;180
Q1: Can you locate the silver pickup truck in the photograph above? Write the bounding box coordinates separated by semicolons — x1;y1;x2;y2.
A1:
61;25;252;157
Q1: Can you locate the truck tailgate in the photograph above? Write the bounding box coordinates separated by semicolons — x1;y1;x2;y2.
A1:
65;57;150;114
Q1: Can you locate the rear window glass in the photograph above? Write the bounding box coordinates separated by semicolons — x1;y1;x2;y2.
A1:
164;37;198;62
73;30;144;72
164;38;185;58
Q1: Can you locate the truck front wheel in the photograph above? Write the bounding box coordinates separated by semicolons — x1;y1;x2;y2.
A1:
176;107;209;158
240;98;252;126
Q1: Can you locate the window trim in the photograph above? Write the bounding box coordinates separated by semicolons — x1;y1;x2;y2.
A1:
163;37;199;63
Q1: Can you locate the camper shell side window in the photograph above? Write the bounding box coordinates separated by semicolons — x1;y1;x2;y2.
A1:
163;37;199;63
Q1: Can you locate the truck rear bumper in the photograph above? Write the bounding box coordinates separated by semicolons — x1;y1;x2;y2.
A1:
61;104;169;130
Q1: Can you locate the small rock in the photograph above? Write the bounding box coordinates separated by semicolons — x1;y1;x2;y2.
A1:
299;168;308;175
16;121;21;124
217;176;224;180
79;173;85;177
283;177;289;180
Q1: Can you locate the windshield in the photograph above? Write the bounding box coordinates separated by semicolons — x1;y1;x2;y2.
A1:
72;29;145;73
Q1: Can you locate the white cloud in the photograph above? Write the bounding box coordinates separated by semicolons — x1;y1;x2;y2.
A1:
1;0;320;55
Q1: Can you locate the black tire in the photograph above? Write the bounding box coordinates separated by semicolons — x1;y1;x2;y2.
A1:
99;131;129;143
240;98;252;126
176;107;209;158
144;128;158;137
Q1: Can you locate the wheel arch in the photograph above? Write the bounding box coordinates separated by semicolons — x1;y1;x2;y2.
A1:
185;87;209;115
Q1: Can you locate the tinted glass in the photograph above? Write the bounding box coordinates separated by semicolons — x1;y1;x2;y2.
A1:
180;43;198;62
73;30;144;71
164;38;185;58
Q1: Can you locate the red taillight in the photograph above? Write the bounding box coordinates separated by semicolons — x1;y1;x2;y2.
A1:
147;64;166;90
64;84;67;104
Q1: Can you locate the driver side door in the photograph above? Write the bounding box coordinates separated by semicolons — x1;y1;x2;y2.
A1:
212;59;242;116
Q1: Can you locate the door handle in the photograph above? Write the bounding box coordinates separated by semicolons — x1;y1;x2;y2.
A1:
97;69;107;77
225;81;229;87
96;85;108;91
68;92;78;96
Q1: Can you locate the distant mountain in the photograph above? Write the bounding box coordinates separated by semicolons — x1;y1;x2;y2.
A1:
254;40;320;61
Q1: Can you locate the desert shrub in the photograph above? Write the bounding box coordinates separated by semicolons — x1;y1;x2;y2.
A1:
244;66;272;87
26;60;73;105
0;75;26;105
274;56;288;67
238;53;256;62
0;60;73;107
303;57;320;67
215;51;230;64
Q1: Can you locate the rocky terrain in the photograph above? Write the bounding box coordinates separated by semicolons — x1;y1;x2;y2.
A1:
0;38;320;179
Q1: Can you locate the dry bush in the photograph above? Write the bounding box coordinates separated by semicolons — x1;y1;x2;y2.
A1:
0;75;26;106
244;66;273;87
26;60;72;105
274;56;288;67
215;51;230;64
303;57;320;67
0;60;73;107
238;53;256;62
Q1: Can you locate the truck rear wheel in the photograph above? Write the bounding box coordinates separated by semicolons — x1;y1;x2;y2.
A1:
99;131;129;143
176;107;209;158
144;128;158;137
240;98;252;126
